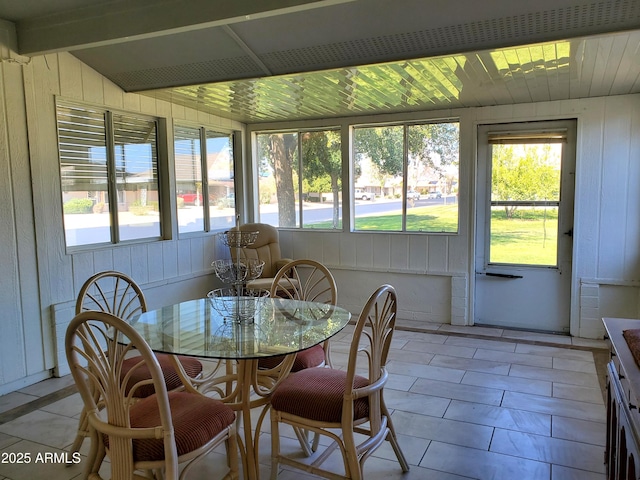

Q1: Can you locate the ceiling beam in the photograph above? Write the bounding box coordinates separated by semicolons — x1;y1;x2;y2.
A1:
222;25;273;76
15;0;357;55
0;18;17;57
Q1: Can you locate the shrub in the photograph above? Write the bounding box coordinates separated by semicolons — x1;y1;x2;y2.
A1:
92;202;106;213
63;198;94;214
176;197;185;209
259;182;275;204
129;201;150;216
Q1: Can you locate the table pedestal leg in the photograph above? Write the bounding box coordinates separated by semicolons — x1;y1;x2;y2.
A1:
237;356;297;480
168;353;295;480
237;358;263;480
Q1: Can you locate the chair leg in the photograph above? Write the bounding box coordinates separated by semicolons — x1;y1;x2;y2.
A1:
342;429;363;480
311;430;321;452
70;386;101;463
293;427;315;457
270;411;281;480
382;401;410;472
83;427;105;479
226;426;240;480
68;408;89;457
385;427;409;472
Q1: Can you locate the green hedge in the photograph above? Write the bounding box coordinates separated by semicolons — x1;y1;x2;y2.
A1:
63;198;94;214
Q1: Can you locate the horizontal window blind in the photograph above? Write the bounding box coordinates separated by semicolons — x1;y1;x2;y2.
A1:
57;100;161;247
57;104;108;190
487;130;567;144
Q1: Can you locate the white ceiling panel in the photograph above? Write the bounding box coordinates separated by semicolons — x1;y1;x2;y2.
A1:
1;0;639;123
141;32;640;123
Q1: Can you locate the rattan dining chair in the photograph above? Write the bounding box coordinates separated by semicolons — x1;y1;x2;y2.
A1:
260;259;339;455
66;310;239;480
269;284;410;480
261;259;337;372
68;271;203;457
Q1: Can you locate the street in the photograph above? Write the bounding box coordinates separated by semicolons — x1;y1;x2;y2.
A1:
259;195;455;225
63;196;456;245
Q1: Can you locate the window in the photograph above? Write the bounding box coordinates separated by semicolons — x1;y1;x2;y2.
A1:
57;102;161;247
487;131;566;266
256;129;342;229
352;121;459;232
174;126;235;234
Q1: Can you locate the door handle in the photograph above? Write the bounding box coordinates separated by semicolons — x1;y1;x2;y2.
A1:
564;228;573;237
484;272;523;279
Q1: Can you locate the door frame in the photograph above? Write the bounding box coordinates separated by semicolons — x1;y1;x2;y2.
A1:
469;119;577;334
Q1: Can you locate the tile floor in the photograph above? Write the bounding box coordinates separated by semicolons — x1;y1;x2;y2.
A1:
0;320;610;480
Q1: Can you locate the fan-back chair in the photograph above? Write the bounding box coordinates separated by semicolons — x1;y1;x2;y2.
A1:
261;259;337;372
269;284;410;479
69;271;203;458
66;310;238;480
261;259;339;454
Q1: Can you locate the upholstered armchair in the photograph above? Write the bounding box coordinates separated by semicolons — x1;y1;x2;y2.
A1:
228;223;292;291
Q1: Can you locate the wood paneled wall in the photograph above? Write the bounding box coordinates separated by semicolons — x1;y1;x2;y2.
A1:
0;49;638;393
0;52;242;394
252;96;640;339
0;48;43;391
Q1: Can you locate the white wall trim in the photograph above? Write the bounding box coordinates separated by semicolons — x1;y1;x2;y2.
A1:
320;264;457;277
0;371;51;397
580;278;640;287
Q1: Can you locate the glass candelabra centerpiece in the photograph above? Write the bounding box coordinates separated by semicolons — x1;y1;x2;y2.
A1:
210;228;268;323
211;258;265;285
207;287;270;324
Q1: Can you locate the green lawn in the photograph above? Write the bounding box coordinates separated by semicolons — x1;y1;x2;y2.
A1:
305;205;558;265
489;207;558;265
305;205;459;231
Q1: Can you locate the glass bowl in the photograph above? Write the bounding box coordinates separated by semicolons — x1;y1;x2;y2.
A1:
207;288;270;323
218;230;259;248
211;259;265;283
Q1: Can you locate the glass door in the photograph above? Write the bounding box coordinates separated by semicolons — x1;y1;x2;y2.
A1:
475;120;576;333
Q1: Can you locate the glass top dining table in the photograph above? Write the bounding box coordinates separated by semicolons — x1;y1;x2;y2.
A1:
130;296;351;360
130;295;351;480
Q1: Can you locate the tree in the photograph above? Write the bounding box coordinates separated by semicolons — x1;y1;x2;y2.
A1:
491;144;561;218
258;133;298;226
353;126;403;182
408;123;459;169
301;131;342;228
353;123;459;193
261;123;460;227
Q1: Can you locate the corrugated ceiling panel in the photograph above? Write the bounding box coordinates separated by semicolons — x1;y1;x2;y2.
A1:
142;32;640;124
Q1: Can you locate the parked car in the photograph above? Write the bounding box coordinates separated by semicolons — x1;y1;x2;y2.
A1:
406;190;421;200
177;192;202;204
426;191;442;199
354;189;371;200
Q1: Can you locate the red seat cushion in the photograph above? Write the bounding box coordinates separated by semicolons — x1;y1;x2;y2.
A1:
122;354;203;398
258;344;325;372
104;391;235;462
271;368;370;423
